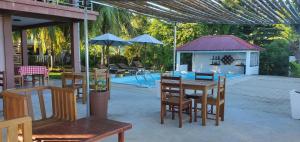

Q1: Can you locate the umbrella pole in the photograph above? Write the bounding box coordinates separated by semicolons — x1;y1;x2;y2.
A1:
84;5;90;117
144;43;146;69
107;45;110;66
173;22;177;75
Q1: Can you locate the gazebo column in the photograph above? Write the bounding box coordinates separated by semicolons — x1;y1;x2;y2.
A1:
2;15;15;88
21;30;28;65
245;51;251;75
70;22;81;73
176;51;181;71
0;15;5;71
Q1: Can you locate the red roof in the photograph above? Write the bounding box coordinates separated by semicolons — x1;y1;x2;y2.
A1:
177;35;261;51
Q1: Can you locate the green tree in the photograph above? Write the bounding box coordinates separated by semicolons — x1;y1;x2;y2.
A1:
86;6;133;66
260;39;291;76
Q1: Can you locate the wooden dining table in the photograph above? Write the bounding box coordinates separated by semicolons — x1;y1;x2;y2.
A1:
162;79;216;126
181;80;216;126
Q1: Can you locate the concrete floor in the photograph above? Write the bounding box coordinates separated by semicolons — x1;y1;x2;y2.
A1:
2;75;300;142
103;75;300;142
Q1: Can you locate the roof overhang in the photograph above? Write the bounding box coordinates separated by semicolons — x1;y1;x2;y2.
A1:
1;0;99;29
96;0;300;25
176;50;261;53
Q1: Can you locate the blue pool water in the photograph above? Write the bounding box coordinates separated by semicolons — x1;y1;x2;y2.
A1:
111;72;242;88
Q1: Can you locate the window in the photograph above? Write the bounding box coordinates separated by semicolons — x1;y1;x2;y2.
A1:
250;52;259;67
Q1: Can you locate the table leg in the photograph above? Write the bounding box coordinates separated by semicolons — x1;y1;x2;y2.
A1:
42;75;45;85
118;132;124;142
202;89;207;126
32;75;35;86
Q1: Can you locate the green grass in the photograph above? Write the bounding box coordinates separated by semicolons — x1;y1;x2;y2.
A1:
49;72;62;79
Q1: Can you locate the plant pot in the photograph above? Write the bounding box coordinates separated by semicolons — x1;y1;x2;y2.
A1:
90;90;110;119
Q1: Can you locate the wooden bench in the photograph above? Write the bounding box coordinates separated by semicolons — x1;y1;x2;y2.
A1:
2;86;132;142
0;116;32;142
32;117;132;142
2;86;77;129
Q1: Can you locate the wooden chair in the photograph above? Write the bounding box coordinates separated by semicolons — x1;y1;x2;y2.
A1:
0;71;6;92
2;86;77;129
62;72;87;104
160;76;192;128
13;67;23;87
194;76;226;126
0;116;32;142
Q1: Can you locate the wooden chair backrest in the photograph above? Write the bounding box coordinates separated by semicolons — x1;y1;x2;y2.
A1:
74;74;86;85
3;92;29;120
62;72;85;87
0;117;32;142
92;68;110;91
217;76;226;102
62;72;75;87
133;61;143;68
160;76;183;102
0;71;6;91
3;86;77;122
51;87;77;121
195;72;215;81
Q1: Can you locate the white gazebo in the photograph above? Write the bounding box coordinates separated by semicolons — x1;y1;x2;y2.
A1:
176;35;261;75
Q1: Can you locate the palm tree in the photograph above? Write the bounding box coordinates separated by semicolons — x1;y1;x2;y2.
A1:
27;25;68;69
88;5;133;66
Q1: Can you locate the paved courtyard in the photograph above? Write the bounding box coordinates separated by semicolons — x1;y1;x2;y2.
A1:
1;75;300;142
103;75;300;142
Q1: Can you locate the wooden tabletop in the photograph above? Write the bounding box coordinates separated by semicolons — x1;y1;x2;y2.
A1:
162;79;215;89
32;117;132;142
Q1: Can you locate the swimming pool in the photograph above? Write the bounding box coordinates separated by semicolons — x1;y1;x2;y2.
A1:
111;72;242;88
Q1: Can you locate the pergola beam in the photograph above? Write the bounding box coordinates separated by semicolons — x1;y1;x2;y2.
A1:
97;0;300;25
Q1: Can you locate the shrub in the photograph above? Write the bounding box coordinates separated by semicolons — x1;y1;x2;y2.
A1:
290;62;300;77
110;55;128;65
259;39;291;76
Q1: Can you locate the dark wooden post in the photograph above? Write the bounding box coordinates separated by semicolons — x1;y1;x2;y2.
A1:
70;22;81;73
3;15;15;88
21;30;28;65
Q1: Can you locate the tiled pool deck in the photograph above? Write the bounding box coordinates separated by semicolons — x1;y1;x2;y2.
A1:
1;75;300;142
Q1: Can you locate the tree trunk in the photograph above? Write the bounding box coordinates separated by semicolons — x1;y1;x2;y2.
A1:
106;46;110;66
101;46;105;66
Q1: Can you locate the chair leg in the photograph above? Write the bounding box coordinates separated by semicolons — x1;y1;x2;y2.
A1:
164;105;168;117
210;105;214;114
161;104;165;124
194;100;198;122
82;87;86;104
171;105;175;120
221;103;225;121
215;105;220;126
189;103;192;123
179;109;183;128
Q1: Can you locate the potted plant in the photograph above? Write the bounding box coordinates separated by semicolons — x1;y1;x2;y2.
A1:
90;77;110;119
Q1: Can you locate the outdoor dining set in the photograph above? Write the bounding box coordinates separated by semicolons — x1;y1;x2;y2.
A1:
160;72;226;128
0;66;132;142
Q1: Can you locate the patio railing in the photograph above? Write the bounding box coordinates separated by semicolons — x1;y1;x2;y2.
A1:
33;0;92;10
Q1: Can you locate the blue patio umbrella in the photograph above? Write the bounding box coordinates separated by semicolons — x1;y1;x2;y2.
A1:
129;34;163;68
129;34;163;45
90;33;130;65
